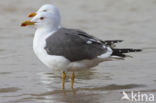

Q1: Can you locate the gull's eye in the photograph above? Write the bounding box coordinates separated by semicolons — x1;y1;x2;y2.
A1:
43;10;47;12
40;17;44;20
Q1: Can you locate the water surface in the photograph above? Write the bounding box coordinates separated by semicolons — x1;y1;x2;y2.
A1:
0;0;156;103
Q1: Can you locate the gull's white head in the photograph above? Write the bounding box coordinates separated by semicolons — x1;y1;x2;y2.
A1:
28;4;61;20
21;4;61;32
31;10;61;31
37;4;60;14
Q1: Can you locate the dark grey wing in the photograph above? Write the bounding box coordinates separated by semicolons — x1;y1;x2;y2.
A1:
45;28;108;62
71;28;103;44
71;29;123;47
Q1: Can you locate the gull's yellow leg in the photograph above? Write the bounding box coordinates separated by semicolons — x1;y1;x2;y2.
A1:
62;72;66;90
71;72;75;89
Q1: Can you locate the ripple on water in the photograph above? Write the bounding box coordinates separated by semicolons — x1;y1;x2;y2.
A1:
0;49;5;52
11;84;145;103
20;84;144;97
0;72;11;75
0;87;20;93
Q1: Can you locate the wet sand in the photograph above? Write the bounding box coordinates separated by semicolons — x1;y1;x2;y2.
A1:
0;0;156;103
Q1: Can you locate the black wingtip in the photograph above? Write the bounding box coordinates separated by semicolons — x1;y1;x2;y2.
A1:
111;48;142;57
102;40;123;46
133;49;142;52
118;40;124;42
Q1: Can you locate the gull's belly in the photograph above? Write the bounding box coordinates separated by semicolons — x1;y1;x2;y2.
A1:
33;43;70;71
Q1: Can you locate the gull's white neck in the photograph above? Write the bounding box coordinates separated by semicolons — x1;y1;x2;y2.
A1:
35;27;58;37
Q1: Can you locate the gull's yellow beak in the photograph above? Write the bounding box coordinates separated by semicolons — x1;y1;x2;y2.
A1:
20;20;35;27
28;12;37;17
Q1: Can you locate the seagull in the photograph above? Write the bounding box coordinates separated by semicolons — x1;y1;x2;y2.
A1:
21;4;142;89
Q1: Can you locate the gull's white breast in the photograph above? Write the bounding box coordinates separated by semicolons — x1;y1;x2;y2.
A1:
33;30;70;71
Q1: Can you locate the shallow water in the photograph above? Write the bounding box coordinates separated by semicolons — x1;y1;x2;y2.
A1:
0;0;156;103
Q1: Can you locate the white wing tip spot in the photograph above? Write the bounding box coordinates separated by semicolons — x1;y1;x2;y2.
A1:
87;41;92;44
